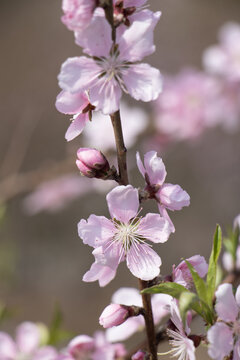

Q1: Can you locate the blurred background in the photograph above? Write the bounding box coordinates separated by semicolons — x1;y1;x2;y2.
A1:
0;0;240;357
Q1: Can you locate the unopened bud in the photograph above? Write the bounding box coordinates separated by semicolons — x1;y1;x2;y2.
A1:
132;350;149;360
76;148;110;178
99;304;130;328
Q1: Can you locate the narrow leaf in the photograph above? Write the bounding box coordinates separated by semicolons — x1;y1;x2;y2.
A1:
142;282;190;298
185;260;208;304
207;225;222;306
179;292;198;325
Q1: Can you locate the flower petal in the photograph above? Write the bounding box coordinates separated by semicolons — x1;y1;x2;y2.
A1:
58;57;101;93
152;294;172;324
136;152;146;179
83;262;117;287
207;322;233;360
75;9;112;57
112;287;142;307
90;77;122;115
215;283;238;322
235;285;240;308
158;183;190;211
55;90;88;114
138;213;171;243
144;151;167;185
123;64;162;103
106;317;144;342
0;332;16;359
106;185;139;223
33;346;58;360
118;10;161;62
16;322;40;354
65;112;89;141
78;214;115;247
127;244;161;280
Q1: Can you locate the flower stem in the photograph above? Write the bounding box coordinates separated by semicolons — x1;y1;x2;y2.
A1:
110;110;129;185
110;109;157;360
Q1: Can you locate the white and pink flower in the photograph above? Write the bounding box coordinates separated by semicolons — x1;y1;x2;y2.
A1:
137;151;190;232
78;185;172;285
59;8;162;114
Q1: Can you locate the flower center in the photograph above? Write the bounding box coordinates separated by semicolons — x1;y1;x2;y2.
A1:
112;218;146;258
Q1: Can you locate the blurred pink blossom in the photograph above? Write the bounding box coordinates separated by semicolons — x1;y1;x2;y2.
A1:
78;185;171;285
23;175;114;215
61;0;97;32
65;331;126;360
203;22;240;82
153;69;222;142
59;8;162;114
0;322;58;360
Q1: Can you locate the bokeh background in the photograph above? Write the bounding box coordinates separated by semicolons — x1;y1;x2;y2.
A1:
0;0;240;357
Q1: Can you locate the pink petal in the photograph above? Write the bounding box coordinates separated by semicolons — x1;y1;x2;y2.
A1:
138;213;171;243
106;317;144;342
106;185;139;223
0;332;16;359
118;10;161;62
158;183;190;211
127;244;161;280
65;112;89;141
58;57;101;93
89;77;122;115
83;262;117;287
207;322;233;360
78;214;115;247
144;151;167;185
68;335;94;356
136;152;146;179
75;9;112;57
157;204;175;233
55;90;88;114
123;0;147;6
215;284;238;322
16;322;40;354
61;0;95;32
123;63;162;102
32;346;58;360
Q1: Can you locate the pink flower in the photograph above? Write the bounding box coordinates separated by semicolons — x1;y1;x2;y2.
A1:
99;304;130;328
203;22;240;82
78;185;171;285
66;331;126;360
61;0;97;32
105;287;172;342
59;8;162;114
153;69;222;142
0;322;58;360
136;151;190;232
172;255;208;289
207;283;240;360
131;350;148;360
166;300;196;360
55;91;95;141
113;0;148;28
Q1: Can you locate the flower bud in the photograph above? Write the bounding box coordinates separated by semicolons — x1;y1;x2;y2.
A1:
99;304;130;328
76;148;110;178
132;350;149;360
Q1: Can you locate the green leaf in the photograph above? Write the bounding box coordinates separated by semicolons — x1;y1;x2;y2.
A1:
207;225;222;306
185;260;208;305
179;292;198;325
142;282;190;298
48;303;73;345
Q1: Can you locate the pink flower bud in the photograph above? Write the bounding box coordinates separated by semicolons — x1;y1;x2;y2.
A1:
99;304;130;328
132;350;148;360
76;148;110;178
